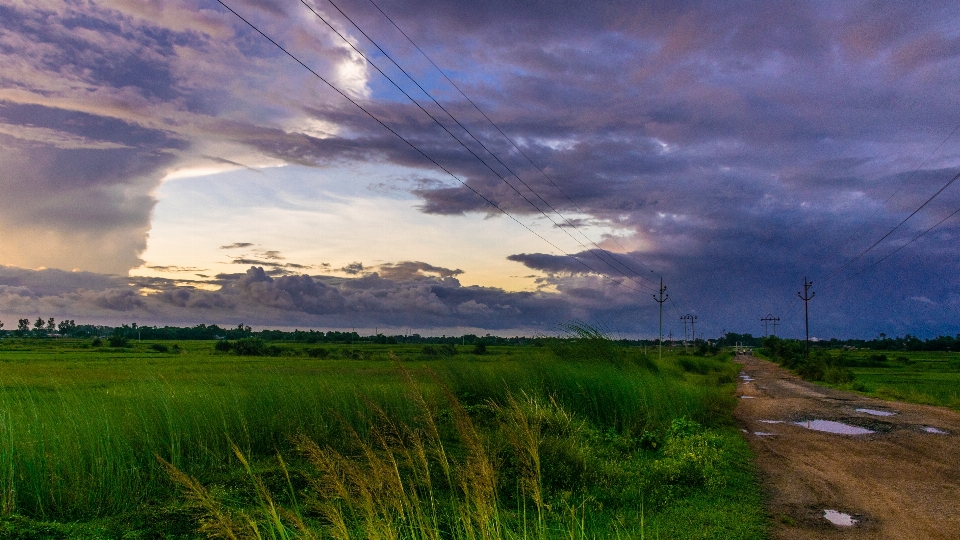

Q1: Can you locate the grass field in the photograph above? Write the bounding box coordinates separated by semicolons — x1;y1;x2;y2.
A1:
820;349;960;410
0;338;767;539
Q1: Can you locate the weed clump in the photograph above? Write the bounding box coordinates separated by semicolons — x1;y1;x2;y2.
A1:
232;337;266;356
307;347;330;358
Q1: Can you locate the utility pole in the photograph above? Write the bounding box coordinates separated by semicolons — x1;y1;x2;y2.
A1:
653;278;668;361
681;314;697;348
761;314;780;337
798;278;815;359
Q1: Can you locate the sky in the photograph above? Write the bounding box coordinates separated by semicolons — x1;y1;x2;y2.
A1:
1;0;960;339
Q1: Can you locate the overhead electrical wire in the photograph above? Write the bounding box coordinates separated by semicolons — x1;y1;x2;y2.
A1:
823;175;960;291
819;168;960;287
358;0;702;318
214;0;647;293
361;0;665;284
301;0;658;292
824;124;960;274
350;0;703;319
771;167;960;338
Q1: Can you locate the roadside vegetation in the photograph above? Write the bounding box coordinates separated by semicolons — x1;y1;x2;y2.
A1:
0;334;765;539
758;336;960;411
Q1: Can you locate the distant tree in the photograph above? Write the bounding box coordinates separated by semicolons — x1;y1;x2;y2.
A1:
57;320;77;336
17;319;29;336
46;317;55;333
33;317;45;335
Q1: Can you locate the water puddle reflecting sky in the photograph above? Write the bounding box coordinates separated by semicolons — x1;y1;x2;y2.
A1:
823;509;857;527
856;408;896;417
923;426;948;434
793;419;874;435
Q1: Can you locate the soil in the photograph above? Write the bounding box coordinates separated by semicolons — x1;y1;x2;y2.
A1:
734;353;960;539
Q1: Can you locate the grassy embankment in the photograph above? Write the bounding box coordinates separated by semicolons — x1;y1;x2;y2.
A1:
758;338;960;411
0;337;766;539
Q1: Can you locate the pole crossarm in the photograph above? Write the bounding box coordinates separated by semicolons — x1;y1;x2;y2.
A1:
760;313;781;337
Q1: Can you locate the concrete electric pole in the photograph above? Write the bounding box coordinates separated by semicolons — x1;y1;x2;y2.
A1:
653;278;669;361
798;278;815;359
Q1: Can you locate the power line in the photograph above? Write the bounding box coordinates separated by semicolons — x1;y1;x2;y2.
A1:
214;0;646;292
827;124;960;265
820;169;960;287
301;0;657;292
360;0;665;284
824;194;960;290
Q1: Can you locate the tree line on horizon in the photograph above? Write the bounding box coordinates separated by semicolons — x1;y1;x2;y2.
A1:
1;317;959;351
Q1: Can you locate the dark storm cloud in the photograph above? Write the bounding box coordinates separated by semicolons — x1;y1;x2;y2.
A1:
0;265;603;332
2;0;960;336
377;261;464;280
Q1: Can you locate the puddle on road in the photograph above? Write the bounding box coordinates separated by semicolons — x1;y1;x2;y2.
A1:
823;509;858;527
739;395;755;399
923;426;948;434
753;431;775;436
793;419;874;435
759;420;782;424
856;408;896;417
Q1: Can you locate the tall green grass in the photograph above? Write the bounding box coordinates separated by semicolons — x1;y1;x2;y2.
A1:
0;339;763;538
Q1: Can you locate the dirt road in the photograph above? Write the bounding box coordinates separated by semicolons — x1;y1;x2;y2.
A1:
734;353;960;539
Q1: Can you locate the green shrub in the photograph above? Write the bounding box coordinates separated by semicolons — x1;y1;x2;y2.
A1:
214;339;232;352
894;355;914;366
233;337;266;356
307;347;330;358
107;336;128;348
149;343;169;353
823;365;854;384
473;342;487;355
678;356;718;374
650;418;724;490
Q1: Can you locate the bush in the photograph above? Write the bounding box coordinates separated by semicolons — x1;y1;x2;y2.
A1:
233;337;267;356
472;342;487;355
149;343;169;353
339;348;368;360
695;342;721;356
214;339;232;352
894;355;915;366
307;347;330;358
823;365;855;384
677;356;725;375
867;353;889;367
108;336;128;348
91;338;102;347
648;418;724;490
